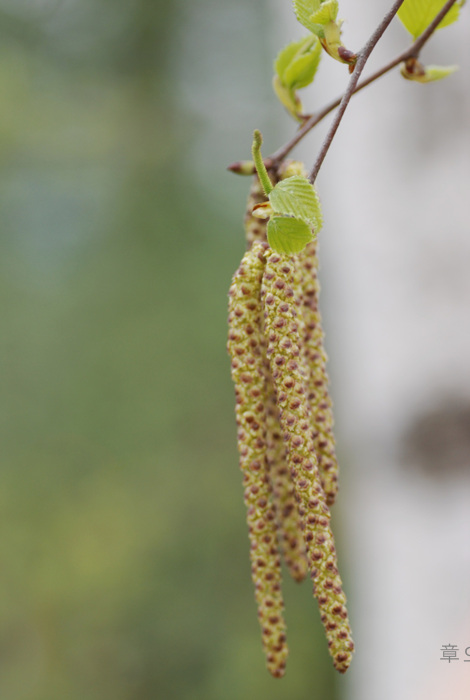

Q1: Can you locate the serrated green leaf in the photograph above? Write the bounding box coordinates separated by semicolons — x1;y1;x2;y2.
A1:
310;0;339;24
274;36;322;90
398;0;463;39
275;40;304;80
293;0;325;36
284;48;322;89
267;216;314;255
269;176;323;231
401;62;458;82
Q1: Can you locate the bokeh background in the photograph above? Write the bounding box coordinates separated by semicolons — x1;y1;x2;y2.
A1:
0;1;469;699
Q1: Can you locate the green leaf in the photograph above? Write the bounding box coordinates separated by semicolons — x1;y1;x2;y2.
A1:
284;44;322;89
293;0;325;36
422;64;459;81
272;78;302;120
267;216;314;254
398;0;463;39
283;51;319;88
310;0;339;24
401;62;458;82
274;36;322;90
275;40;304;80
269;176;323;231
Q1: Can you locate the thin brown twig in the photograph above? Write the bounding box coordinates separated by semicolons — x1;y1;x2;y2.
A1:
308;0;406;182
265;0;460;172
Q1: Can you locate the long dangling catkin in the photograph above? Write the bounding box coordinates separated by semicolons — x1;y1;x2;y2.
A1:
261;250;354;673
227;242;288;678
244;172;309;584
276;161;339;504
298;242;339;505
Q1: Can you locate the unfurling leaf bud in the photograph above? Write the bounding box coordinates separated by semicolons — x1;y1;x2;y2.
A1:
227;242;288;678
400;57;458;83
294;0;330;36
273;36;322;120
293;0;357;67
228;160;256;175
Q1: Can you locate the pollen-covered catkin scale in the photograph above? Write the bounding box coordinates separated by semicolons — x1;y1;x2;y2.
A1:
261;251;354;673
298;241;339;505
265;380;309;583
227;242;288;678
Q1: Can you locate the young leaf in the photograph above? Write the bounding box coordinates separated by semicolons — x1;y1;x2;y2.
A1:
422;65;459;81
269;176;323;231
267;216;314;255
294;0;356;66
275;40;305;80
293;0;325;36
401;62;458;82
310;0;339;25
283;40;322;89
273;78;303;121
398;0;463;39
273;36;322;119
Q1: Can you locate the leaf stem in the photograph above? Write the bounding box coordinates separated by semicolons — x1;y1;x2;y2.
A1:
266;0;460;172
252;130;274;196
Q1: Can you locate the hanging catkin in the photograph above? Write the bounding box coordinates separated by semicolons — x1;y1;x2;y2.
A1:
227;242;288;678
261;249;354;673
298;241;339;505
244;171;309;584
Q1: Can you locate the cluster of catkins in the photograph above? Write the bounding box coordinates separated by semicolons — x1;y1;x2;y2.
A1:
227;163;354;678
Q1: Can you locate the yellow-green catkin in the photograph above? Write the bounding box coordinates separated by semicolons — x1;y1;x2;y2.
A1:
227;242;288;678
261;250;354;673
276;161;339;504
298;242;339;505
265;379;309;583
244;172;309;584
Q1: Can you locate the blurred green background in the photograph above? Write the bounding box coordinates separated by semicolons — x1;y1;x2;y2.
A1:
0;1;343;698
